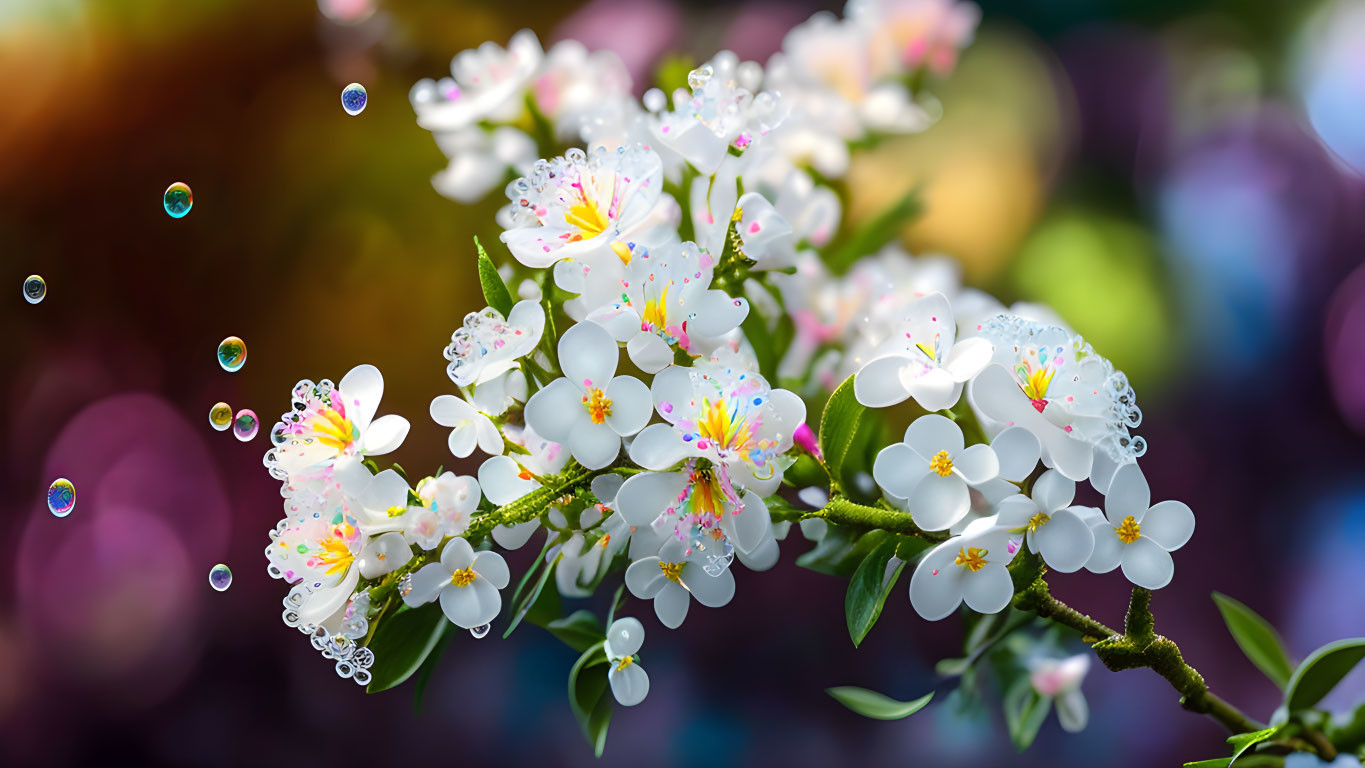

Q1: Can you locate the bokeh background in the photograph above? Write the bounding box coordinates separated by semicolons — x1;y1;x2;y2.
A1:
2;0;1364;765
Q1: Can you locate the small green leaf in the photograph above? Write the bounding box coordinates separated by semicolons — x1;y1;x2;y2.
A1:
825;188;922;273
1183;760;1232;767
1285;637;1365;712
503;554;560;639
797;527;887;578
411;623;453;714
604;584;626;628
845;537;905;647
365;602;449;693
1226;725;1283;765
568;642;614;755
547;610;606;653
1212;592;1295;689
1003;678;1051;752
826;686;933;720
654;54;698;97
475;237;514;317
818;375;868;487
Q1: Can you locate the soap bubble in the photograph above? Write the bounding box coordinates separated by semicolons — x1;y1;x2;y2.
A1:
23;275;46;304
164;182;193;218
233;409;259;442
208;564;233;591
470;623;491;639
217;336;247;372
47;478;76;518
209;402;233;431
342;83;368;116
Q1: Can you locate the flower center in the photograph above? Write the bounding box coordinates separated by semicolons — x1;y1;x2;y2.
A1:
583;387;613;424
659;561;684;583
308;405;358;452
316;532;356;577
564;197;610;240
611;240;633;265
1027;512;1051;533
1015;362;1056;412
450;567;477;587
929;450;954;477
616;654;635;670
1116;516;1141;544
954;546;988;572
697;397;757;455
386;505;407;518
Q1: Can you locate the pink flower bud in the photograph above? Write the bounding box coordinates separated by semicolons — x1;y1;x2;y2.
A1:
794;422;821;460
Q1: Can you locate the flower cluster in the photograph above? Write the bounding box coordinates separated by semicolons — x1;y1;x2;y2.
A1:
246;3;1346;764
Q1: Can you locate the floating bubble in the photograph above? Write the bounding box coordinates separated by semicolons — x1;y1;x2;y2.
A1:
341;83;368;116
217;336;247;372
233;409;259;442
470;623;491;639
23;275;46;304
208;563;233;591
209;402;233;431
47;478;75;518
164;182;193;218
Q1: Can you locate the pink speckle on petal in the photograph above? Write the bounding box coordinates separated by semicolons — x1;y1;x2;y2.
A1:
748;222;761;234
931;569;940;576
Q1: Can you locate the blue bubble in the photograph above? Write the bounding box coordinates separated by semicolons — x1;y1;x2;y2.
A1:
341;83;367;116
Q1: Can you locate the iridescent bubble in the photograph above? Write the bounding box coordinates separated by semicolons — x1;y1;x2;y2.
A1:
208;563;233;591
341;83;367;116
217;336;247;372
47;478;76;518
23;275;46;304
232;409;259;442
470;623;491;639
163;182;193;218
209;402;233;431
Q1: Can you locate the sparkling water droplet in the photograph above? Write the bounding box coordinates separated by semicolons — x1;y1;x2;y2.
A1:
469;623;491;639
232;409;259;442
208;563;233;591
22;275;46;304
217;336;247;372
46;478;75;518
642;87;667;112
341;83;368;116
164;182;193;218
687;64;713;91
209;401;233;431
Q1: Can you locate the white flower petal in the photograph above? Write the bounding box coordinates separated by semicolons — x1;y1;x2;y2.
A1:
952;444;999;485
992;426;1041;483
360;469;411;513
904;414;965;458
649;365;694;420
942;337;994;382
403;562;449;608
606;617;645;658
590;473;624;506
608;662;650;707
560;321;619;392
361;414;410;456
1141;501;1195;551
625;557;666;599
474;416;504;456
654;581;691;628
626;332;674;374
1033;508;1094;574
447;424;478;458
570;423;622;470
908;473;970;532
1032;469;1076;513
728;492;772;554
617;471;688;527
628;423;689;470
440;536;476;572
1056;689;1089;733
854;355;911;408
338;364;383;434
473;550;510;589
605;375;652;436
1084;518;1123;574
904;367;961;412
908;543;966;621
736;533;780;571
1121;537;1175;590
524;378;585;443
687;291;749;338
478;455;539;506
357;532;413;579
1104;463;1151;526
873;443;928;500
440;577;501;628
962;563;1013;615
492;520;540;550
680;563;734;608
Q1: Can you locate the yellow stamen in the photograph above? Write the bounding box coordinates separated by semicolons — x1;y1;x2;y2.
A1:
915;341;938;361
450;567;477;587
697;398;756;453
564;198;610;239
929;450;954;477
583;387;613;424
954;547;987;572
316;536;355;577
1027;512;1051;533
1117;516;1141;544
1020;366;1056;402
616;655;634;670
311;407;356;451
641;283;672;331
688;467;723;519
659;561;683;583
386;505;406;518
611;240;632;265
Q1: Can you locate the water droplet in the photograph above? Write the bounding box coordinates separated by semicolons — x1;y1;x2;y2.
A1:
209;401;233;431
687;64;713;91
164;182;193;218
217;335;247;372
22;275;45;304
208;563;233;591
232;409;259;442
643;87;666;112
469;623;491;639
341;83;368;116
47;478;75;518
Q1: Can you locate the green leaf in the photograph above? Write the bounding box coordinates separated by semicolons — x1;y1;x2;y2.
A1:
1212;593;1295;689
818;375;868;485
1182;760;1232;767
1285;637;1365;712
475;236;514;317
568;642;614;755
740;308;793;384
604;584;626;628
797;527;887;578
365;602;450;693
411;623;453;714
547;610;606;654
845;537;905;647
1003;678;1051;752
503;553;560;639
826;187;921;273
1226;725;1283;765
827;686;933;720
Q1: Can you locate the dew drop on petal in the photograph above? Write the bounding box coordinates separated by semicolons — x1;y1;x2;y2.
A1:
47;478;75;518
208;563;233;591
164;182;193;218
232;409;259;442
341;83;367;116
22;275;46;304
209;401;233;431
470;623;491;639
217;336;247;372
